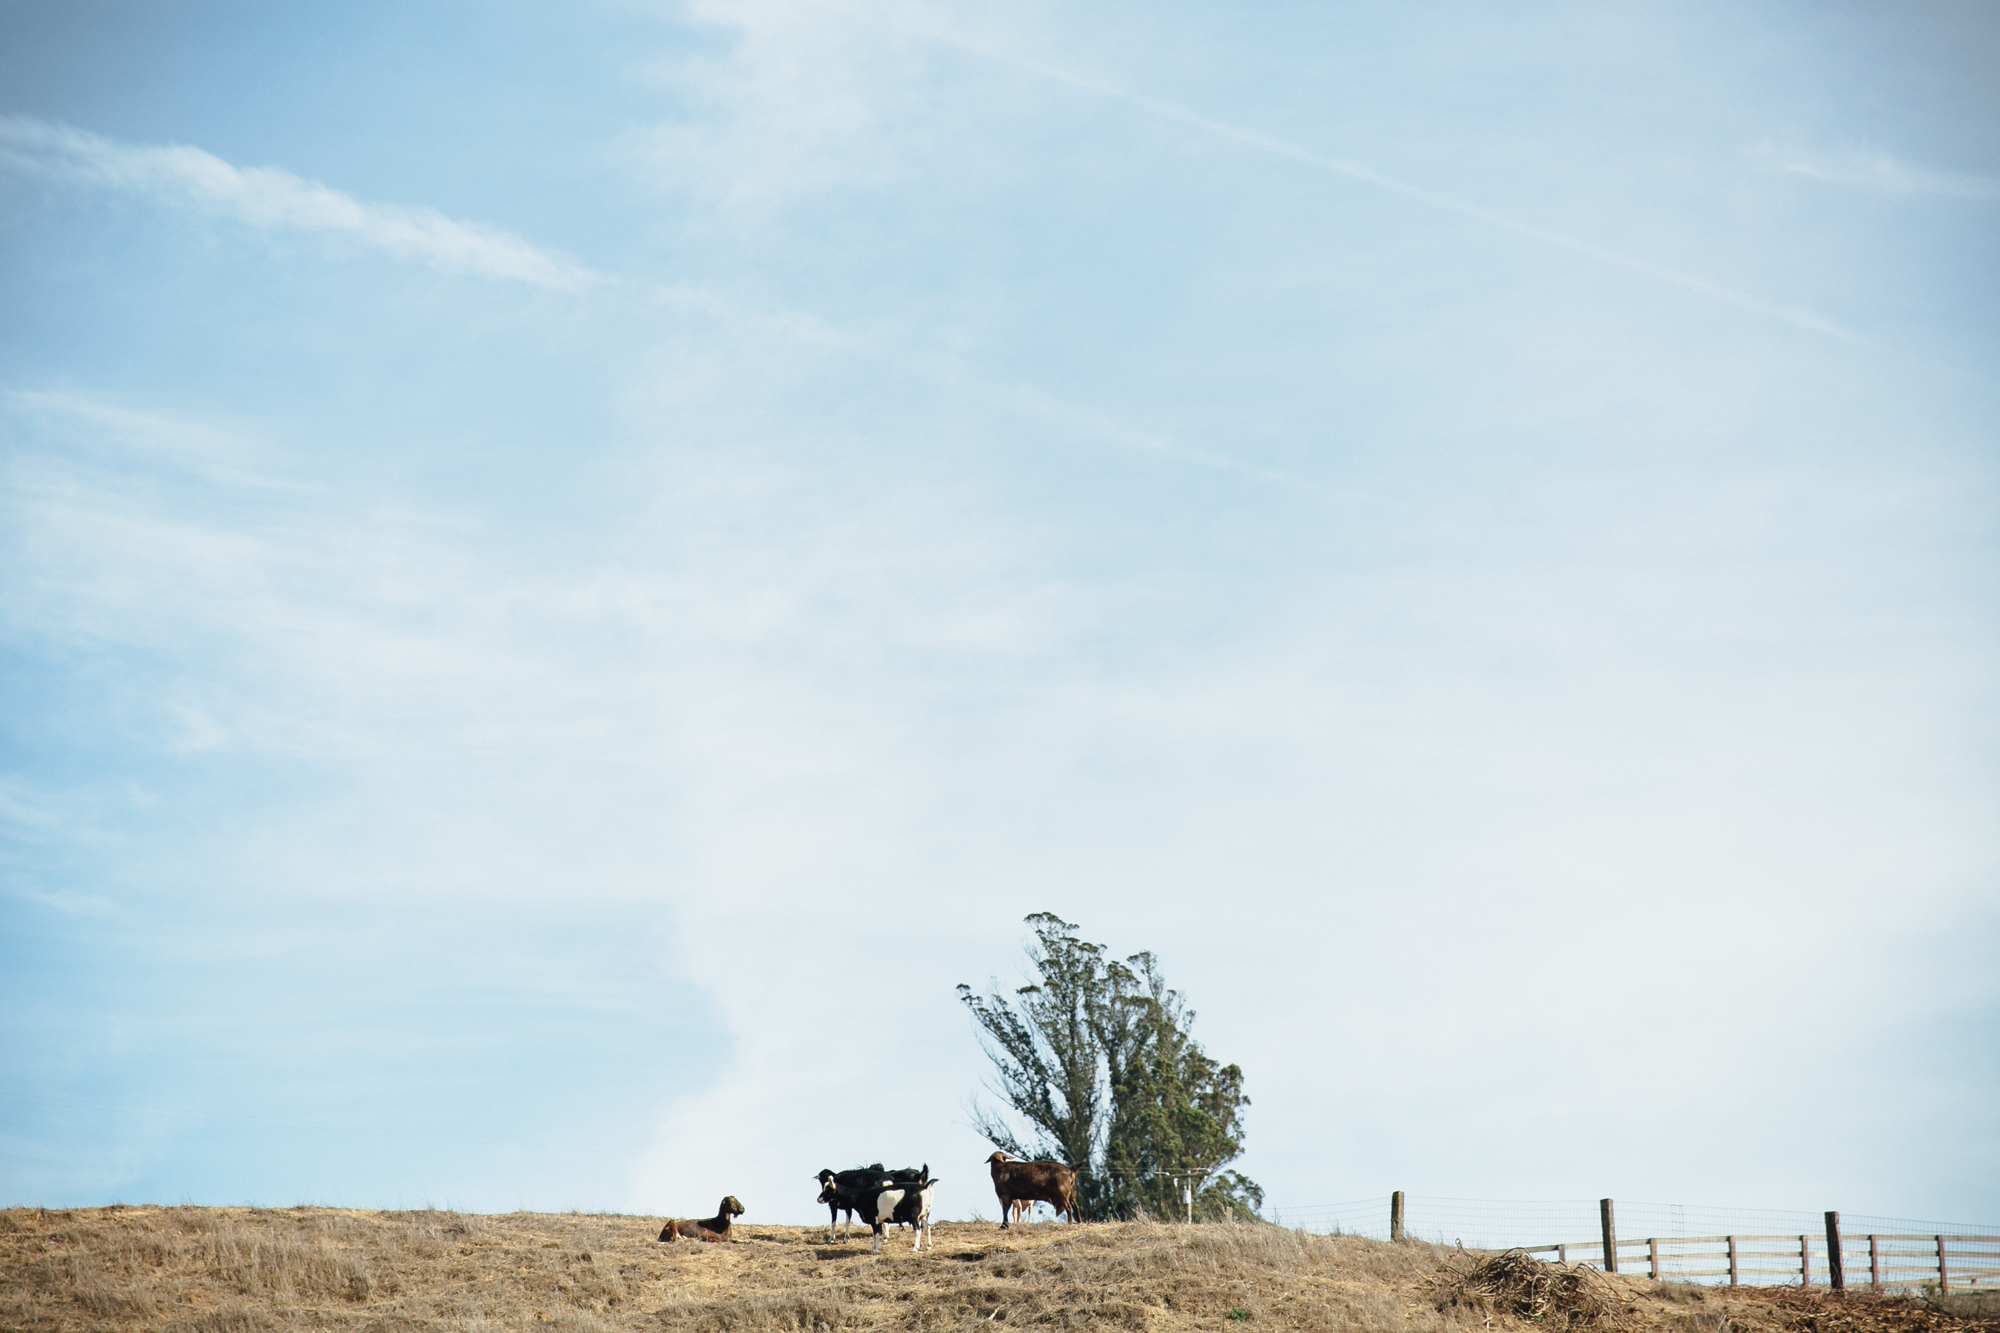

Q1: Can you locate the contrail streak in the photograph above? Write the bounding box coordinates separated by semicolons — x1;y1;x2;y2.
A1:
902;28;1858;343
653;283;1361;498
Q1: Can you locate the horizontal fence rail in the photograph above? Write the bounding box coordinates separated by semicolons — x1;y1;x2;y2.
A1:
1516;1232;2000;1291
1267;1195;1999;1291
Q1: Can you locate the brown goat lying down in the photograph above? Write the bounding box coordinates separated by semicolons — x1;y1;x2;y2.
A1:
657;1195;744;1242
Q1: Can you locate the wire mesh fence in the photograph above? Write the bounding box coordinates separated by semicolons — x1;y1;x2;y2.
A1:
1265;1195;2000;1291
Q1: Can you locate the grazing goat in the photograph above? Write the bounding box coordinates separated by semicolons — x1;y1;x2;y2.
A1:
656;1195;744;1242
815;1163;926;1242
987;1151;1078;1226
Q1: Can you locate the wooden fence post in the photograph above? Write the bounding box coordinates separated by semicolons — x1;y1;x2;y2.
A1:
1600;1199;1618;1273
1728;1235;1739;1286
1390;1192;1405;1243
1937;1236;1949;1294
1800;1235;1811;1286
1869;1235;1879;1290
1825;1213;1844;1293
1649;1237;1660;1280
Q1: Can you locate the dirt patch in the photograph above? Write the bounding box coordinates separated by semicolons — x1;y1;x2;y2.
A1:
1728;1287;2000;1333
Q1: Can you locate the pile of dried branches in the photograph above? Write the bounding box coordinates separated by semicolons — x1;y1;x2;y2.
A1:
1435;1249;1616;1326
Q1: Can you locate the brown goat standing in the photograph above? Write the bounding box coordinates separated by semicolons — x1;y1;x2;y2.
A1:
987;1152;1078;1226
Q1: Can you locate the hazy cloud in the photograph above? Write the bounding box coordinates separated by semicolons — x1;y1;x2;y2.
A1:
0;115;598;287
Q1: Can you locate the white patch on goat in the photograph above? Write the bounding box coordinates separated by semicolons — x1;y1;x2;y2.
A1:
868;1189;906;1253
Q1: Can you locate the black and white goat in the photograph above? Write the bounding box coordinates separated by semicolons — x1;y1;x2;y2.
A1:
867;1174;936;1253
814;1163;926;1243
814;1164;936;1253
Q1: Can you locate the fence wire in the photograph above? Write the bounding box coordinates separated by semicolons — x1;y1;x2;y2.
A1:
1266;1196;1999;1288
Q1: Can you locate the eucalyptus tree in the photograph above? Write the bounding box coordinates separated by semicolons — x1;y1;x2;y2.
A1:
957;913;1262;1221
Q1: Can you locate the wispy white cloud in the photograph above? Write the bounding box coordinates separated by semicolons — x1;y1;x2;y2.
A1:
5;389;318;494
0;780;62;831
7;885;117;919
0;115;597;288
630;0;941;209
1772;146;2000;199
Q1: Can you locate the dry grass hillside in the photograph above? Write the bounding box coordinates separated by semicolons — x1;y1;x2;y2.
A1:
3;1206;1993;1333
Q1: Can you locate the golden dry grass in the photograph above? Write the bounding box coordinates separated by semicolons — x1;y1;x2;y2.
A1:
2;1207;1991;1333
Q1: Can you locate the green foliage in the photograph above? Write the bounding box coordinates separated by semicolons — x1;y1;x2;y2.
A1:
956;913;1260;1221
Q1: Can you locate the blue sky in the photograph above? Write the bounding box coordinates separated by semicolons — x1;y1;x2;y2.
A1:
2;0;1995;1229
